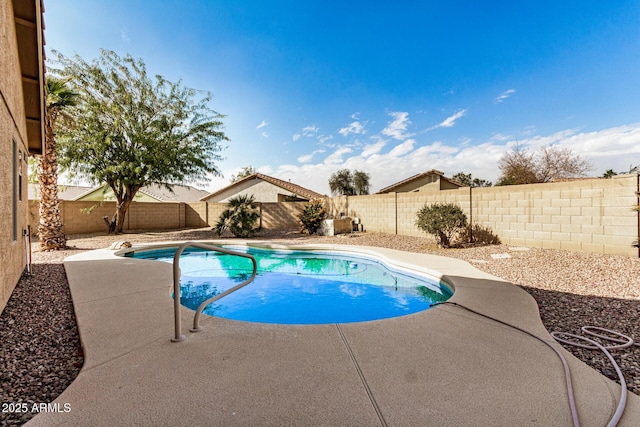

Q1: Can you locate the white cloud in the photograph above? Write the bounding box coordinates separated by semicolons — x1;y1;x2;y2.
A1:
204;123;640;195
261;131;269;138
382;111;413;140
302;125;319;136
297;154;313;163
490;133;511;142
324;146;353;165
495;89;516;103
435;109;468;129
292;126;320;142
388;139;416;157
318;134;334;144
257;120;269;129
297;149;326;163
361;141;386;157
339;121;366;137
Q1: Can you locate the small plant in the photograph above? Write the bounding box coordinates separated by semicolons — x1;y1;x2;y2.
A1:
415;202;468;248
214;195;260;237
459;224;501;245
298;198;327;234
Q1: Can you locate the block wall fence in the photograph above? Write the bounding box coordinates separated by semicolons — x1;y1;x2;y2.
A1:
29;174;640;257
326;174;640;257
29;200;305;236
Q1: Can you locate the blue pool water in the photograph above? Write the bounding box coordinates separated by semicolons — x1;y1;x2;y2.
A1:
128;246;452;324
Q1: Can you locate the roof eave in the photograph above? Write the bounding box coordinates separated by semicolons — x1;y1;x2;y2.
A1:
14;0;46;155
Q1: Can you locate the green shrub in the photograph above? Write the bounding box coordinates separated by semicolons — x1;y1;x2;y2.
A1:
298;198;327;234
214;194;260;237
415;202;468;248
459;224;501;245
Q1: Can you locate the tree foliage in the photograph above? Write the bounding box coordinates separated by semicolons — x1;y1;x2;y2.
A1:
230;165;256;182
53;50;228;233
452;172;492;187
497;144;592;185
329;169;370;196
415;203;468;248
297;198;327;234
353;170;371;195
602;164;639;178
213;195;260;237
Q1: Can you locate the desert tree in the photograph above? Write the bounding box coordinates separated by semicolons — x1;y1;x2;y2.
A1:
230;165;256;182
497;143;592;185
353;170;371;195
53;49;228;233
452;172;492;187
329;169;370;196
329;169;355;196
38;77;79;250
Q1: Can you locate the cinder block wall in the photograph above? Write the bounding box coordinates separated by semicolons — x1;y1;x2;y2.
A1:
185;202;208;228
61;201;118;234
126;202;185;230
324;175;639;256
30;200;308;234
326;194;397;234
472;175;638;255
259;202;304;229
28;174;640;256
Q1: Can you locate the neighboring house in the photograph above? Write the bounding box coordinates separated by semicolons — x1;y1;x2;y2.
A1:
201;173;324;203
71;183;210;202
376;169;463;194
2;0;46;313
28;184;93;201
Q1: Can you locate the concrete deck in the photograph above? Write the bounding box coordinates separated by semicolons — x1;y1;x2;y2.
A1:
28;241;639;426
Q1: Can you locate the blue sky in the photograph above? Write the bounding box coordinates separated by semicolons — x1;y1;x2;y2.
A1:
45;1;640;194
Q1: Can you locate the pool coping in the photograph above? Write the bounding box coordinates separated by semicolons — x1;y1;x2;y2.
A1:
27;240;640;426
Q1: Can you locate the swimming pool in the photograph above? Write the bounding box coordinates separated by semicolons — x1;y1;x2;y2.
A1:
128;245;452;324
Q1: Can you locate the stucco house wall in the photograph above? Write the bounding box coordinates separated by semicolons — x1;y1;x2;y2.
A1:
203;179;295;203
376;170;462;194
1;0;43;313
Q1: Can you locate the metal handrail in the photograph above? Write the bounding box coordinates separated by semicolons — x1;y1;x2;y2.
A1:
171;242;257;342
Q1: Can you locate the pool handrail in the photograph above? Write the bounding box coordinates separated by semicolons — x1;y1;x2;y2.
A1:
171;242;257;342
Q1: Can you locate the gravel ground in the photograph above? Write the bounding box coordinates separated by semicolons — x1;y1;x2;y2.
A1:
1;228;638;425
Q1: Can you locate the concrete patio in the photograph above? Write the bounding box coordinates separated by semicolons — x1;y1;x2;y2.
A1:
27;242;639;426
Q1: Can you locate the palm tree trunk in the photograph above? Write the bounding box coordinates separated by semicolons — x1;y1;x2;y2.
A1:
38;112;67;251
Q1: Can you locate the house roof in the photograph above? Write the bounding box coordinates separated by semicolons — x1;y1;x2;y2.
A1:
376;169;462;194
13;0;46;155
71;183;210;202
201;173;324;201
28;184;94;200
136;184;210;202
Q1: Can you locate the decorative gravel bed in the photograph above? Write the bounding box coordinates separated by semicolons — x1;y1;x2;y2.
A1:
1;228;638;425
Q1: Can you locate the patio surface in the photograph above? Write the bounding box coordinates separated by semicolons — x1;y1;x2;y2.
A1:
27;241;639;426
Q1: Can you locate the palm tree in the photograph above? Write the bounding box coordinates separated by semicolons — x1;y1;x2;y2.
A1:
38;77;78;251
213;195;260;237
